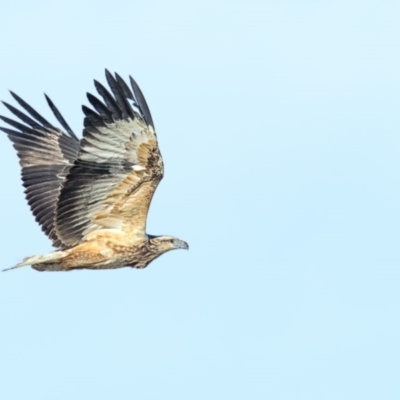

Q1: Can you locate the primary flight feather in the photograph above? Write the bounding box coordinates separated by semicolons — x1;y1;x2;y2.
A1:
0;70;188;272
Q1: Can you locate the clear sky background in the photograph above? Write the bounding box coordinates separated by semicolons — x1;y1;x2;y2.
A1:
0;1;399;399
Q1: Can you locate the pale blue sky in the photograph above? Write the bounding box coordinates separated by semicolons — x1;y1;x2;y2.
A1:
1;1;400;399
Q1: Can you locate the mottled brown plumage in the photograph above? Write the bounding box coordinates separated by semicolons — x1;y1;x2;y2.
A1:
1;71;188;272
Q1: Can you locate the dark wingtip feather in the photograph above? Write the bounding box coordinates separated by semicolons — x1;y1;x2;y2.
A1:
2;100;40;128
82;104;107;127
129;76;154;129
0;114;31;132
9;91;54;128
44;94;78;141
86;92;113;120
115;73;134;100
104;70;134;119
93;79;122;120
0;126;20;136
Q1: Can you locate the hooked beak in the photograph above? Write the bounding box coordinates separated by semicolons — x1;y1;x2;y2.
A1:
177;240;189;250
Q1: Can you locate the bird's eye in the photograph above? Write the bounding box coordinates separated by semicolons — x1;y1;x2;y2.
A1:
169;239;174;243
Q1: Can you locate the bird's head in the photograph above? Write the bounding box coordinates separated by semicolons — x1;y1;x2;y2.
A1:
147;235;189;255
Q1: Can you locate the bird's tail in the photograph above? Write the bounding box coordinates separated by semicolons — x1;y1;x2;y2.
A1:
2;250;68;272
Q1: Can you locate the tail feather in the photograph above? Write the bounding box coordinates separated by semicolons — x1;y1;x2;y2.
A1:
2;251;67;272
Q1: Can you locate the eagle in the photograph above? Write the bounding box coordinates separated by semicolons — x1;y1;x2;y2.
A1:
0;70;188;272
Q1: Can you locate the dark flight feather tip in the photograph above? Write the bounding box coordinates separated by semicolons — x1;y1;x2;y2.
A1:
87;93;112;120
105;70;134;120
10;91;54;128
93;80;122;120
2;101;39;128
115;73;134;100
0;115;31;133
129;76;154;128
44;94;78;140
82;104;110;127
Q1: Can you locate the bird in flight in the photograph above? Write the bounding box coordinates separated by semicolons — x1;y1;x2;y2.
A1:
0;70;188;272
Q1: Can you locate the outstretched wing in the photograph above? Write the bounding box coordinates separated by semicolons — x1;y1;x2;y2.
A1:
54;70;164;247
0;92;80;248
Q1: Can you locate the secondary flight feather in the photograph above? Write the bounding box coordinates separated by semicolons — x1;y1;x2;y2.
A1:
0;70;188;272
